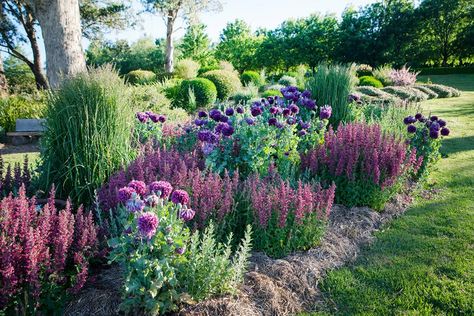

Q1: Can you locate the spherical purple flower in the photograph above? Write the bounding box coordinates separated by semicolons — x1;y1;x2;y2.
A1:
287;117;296;125
137;212;159;239
288;86;298;93
245;117;255;125
202;142;216;155
429;130;439;139
290;104;299;114
215;122;227;134
136;112;148;123
415;113;423;120
222;124;235;137
171;189;190;205
298;130;307;137
430;115;438;121
267;96;275;104
268;118;277;126
282;108;291;116
145;194;160;207
438;119;446;127
209;109;222;121
219;115;229;123
198;130;218;143
300;121;310;130
179;207;195;222
430;121;440;131
158;115;166;123
126;195;145;213
198;111;208;118
149;181;173;199
175;246;186;255
269;106;278;114
303;99;316;110
149;113;160;123
251;107;262;117
440;127;450;136
118;187;136;202
128;180;147;196
236;106;244;114
225;108;235;116
348;93;361;103
407;125;417;134
302;90;312;98
194;119;204;126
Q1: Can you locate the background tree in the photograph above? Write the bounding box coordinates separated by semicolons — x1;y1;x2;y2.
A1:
0;54;8;96
179;22;213;66
141;0;222;73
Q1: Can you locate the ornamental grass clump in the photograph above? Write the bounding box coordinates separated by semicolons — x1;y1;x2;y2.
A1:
0;186;98;314
302;123;422;210
38;66;136;206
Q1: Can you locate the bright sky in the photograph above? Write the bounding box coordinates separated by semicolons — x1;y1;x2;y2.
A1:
109;0;378;44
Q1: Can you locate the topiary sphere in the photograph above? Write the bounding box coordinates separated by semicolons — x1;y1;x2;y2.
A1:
201;70;242;101
179;78;217;111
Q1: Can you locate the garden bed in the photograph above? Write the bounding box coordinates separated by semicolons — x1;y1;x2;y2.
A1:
65;188;413;316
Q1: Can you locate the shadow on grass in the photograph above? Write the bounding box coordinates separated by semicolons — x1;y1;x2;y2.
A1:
441;136;474;155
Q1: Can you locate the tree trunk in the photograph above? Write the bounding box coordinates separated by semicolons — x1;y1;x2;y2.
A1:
29;0;86;88
24;10;49;89
165;9;177;73
0;54;8;96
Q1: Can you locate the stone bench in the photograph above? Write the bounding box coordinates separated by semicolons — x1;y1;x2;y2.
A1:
6;119;45;145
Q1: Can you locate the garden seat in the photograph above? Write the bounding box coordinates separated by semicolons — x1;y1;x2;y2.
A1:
6;119;45;145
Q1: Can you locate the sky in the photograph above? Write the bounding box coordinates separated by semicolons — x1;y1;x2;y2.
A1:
108;0;378;44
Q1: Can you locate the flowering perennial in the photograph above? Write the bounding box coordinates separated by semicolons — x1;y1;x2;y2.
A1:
0;155;31;197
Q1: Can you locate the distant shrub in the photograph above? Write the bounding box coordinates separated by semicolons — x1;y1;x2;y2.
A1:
232;83;259;104
265;84;285;91
358;76;383;88
179;78;217;110
174;58;200;79
356;64;373;77
417;66;474;75
261;89;283;98
382;86;428;102
241;70;263;87
126;69;157;85
201;70;241;100
197;65;220;76
278;75;297;87
38;66;136;205
389;65;419;86
419;84;461;98
373;65;393;86
218;60;236;72
0;94;46;132
412;85;438;99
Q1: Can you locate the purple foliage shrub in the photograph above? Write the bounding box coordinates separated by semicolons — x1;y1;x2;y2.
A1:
389;65;419;86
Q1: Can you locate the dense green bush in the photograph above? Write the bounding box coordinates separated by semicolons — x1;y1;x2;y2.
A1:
174;58;200;79
179;78;217;111
261;89;283;97
38;66;135;205
412;85;438;99
125;69;157;85
0;94;46;132
382;86;428;102
372;65;393;86
307;63;358;127
241;70;263;87
417;66;474;75
278;75;297;86
201;70;241;100
358;76;383;88
419;84;461;98
197;65;220;76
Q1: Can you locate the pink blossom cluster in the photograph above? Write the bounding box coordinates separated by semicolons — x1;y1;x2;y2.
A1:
389;65;419;86
0;186;98;310
302;123;422;189
245;174;336;228
0;155;31;196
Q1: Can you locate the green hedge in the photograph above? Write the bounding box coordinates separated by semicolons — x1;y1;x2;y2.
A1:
201;70;241;100
126;69;157;85
179;78;217;111
241;70;263;87
358;76;383;88
0;94;46;132
261;89;283;98
417;66;474;75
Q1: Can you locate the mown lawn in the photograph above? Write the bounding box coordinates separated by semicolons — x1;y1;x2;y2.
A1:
314;74;474;315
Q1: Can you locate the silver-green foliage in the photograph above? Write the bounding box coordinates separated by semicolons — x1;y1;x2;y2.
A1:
382;86;428;102
363;102;418;136
178;223;252;301
38;66;135;205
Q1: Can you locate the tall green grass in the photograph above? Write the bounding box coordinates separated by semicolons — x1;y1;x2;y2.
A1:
38;66;136;205
307;63;358;128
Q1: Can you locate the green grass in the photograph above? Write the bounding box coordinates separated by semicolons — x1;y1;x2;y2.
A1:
315;75;474;315
1;152;40;166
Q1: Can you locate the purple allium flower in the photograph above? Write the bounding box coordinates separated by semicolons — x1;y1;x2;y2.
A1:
225;108;234;116
430;115;438;121
268;118;277;126
287;117;296;125
171;189;190;205
126;195;145;213
222;124;235;137
145;194;160;207
219;115;229;123
438;119;446;127
441;127;450;136
175;246;186;255
179;207;195;222
275;122;284;129
251;107;262;117
149;113;160;123
298;130;307;137
302;90;312;98
348;93;361;103
118;187;136;202
288;86;298;93
269;106;278;114
282;108;291;116
415;113;423;120
198;111;208;118
407;125;417;133
209;109;222;121
303;99;316;110
236;106;244;114
128;180;147;196
202;142;216;155
136;112;148;123
245;117;255;125
198;130;218;143
215;122;226;134
429;130;439;139
290;104;299;114
158;115;166;123
137;212;159;239
267;96;275;104
430;121;440;131
194;119;204;126
300;121;310;130
149;181;173;199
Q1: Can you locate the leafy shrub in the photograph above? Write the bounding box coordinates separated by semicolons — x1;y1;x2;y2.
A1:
307;63;358;127
403;113;450;178
0;186;98;314
389;65;419;86
412;85;438;99
244;175;335;258
218;60;236;72
278;75;297;87
241;70;264;87
382;86;428;102
201;70;242;100
38;66;135;205
358;76;383;88
261;89;283;98
197;65;220;76
159;78;183;104
356;64;373;77
126;69;157;85
419;84;461;98
174;58;200;79
0;155;31;197
232;83;259;104
178;78;217;111
372;65;393;86
362;102;416;137
0;94;46;132
302;123;420;210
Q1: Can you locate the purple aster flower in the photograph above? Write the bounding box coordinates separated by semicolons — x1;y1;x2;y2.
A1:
429;130;439;139
136;112;148;123
145;194;160;207
179;207;195;222
415;113;423;120
268;118;277;126
302;90;312;98
298;130;307;137
171;189;190;205
287;117;296;125
149;181;173;199
225;108;235;116
407;125;417;133
149;113;160;123
290;104;299;114
440;127;450;136
236;106;244;114
198;111;208;118
175;246;186;255
438;119;446;127
118;187;136;203
128;180;147;196
282;108;291;116
222;124;235;137
126;195;145;213
137;212;159;239
245;117;255;125
430;115;438;121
